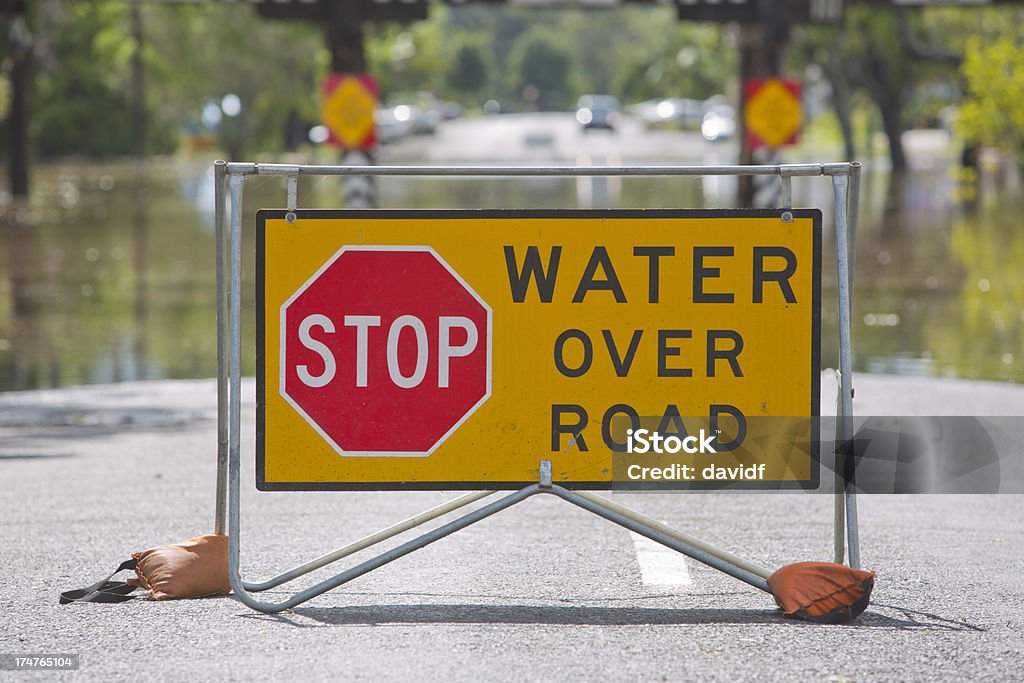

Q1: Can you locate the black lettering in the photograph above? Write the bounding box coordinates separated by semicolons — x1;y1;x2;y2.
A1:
706;330;744;378
602;403;640;452
573;246;626;303
504;245;561;303
554;329;593;378
657;404;689;438
693;246;734;303
753;246;797;304
552;404;589;451
633;246;675;303
658;330;693;377
601;329;643;377
710;404;747;451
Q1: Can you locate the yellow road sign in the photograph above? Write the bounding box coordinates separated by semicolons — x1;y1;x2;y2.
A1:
258;210;821;490
745;78;803;149
321;74;377;149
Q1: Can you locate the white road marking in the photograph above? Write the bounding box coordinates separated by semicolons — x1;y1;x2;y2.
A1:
630;531;692;587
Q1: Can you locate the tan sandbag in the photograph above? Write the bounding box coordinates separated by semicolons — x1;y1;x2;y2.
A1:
130;534;231;601
767;561;875;623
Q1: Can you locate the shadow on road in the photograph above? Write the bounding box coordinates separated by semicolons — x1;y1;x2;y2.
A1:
235;603;986;631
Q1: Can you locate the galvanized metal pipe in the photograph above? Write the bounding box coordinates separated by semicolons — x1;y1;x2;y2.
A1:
832;174;861;569
226;162;853;178
573;491;772;579
227;175;245;601
229;486;542;614
549;487;771;593
843;164;863;569
833;371;846;565
846;162;862;292
243;490;496;592
214;160;228;536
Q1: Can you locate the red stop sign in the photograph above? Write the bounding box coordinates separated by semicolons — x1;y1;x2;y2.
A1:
281;246;491;455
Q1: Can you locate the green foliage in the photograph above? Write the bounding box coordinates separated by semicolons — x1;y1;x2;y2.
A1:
144;4;325;158
10;0;1020;164
2;3;327;161
957;30;1024;160
508;27;576;110
369;5;735;111
447;41;490;97
791;7;967;168
615;23;734;103
366;12;453;103
4;2;772;159
30;4;175;158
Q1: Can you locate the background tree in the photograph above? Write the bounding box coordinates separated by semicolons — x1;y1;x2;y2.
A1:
446;41;490;101
956;17;1024;162
791;7;966;170
950;12;1024;164
508;27;576;110
366;13;453;103
145;4;324;159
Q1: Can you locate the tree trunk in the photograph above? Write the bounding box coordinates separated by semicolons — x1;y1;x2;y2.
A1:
826;43;856;161
8;24;32;200
879;101;907;171
737;20;786;206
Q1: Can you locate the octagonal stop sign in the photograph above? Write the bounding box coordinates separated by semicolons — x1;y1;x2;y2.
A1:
281;246;492;455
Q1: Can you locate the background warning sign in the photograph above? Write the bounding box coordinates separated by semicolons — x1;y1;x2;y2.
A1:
321;73;378;150
745;78;803;149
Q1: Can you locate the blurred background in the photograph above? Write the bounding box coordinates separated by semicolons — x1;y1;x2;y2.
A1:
0;0;1021;393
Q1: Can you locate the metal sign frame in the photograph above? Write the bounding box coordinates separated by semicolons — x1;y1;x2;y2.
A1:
213;160;862;614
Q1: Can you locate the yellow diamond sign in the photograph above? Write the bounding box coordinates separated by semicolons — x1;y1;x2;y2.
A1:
745;78;802;149
321;74;378;149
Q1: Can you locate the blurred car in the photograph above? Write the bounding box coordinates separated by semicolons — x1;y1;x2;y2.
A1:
628;97;703;130
374;106;412;144
576;95;620;131
385;91;443;135
700;97;736;142
441;101;464;120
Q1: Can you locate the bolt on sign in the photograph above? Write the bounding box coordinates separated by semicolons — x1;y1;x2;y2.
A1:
745;78;803;149
257;209;821;491
321;74;378;150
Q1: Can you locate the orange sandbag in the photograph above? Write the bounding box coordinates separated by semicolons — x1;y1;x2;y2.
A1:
130;534;231;601
767;561;875;623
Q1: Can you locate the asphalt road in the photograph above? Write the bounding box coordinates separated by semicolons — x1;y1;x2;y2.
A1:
1;375;1022;681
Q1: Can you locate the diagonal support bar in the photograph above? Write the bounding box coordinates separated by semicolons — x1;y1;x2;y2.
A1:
571;490;772;580
243;490;495;592
228;485;541;613
548;487;771;593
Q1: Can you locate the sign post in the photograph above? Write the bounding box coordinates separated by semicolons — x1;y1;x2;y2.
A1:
320;74;378;208
744;78;804;207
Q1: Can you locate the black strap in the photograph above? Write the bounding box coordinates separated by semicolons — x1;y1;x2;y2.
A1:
60;559;141;604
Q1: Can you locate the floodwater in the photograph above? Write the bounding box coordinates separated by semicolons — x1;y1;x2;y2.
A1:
0;146;1021;393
